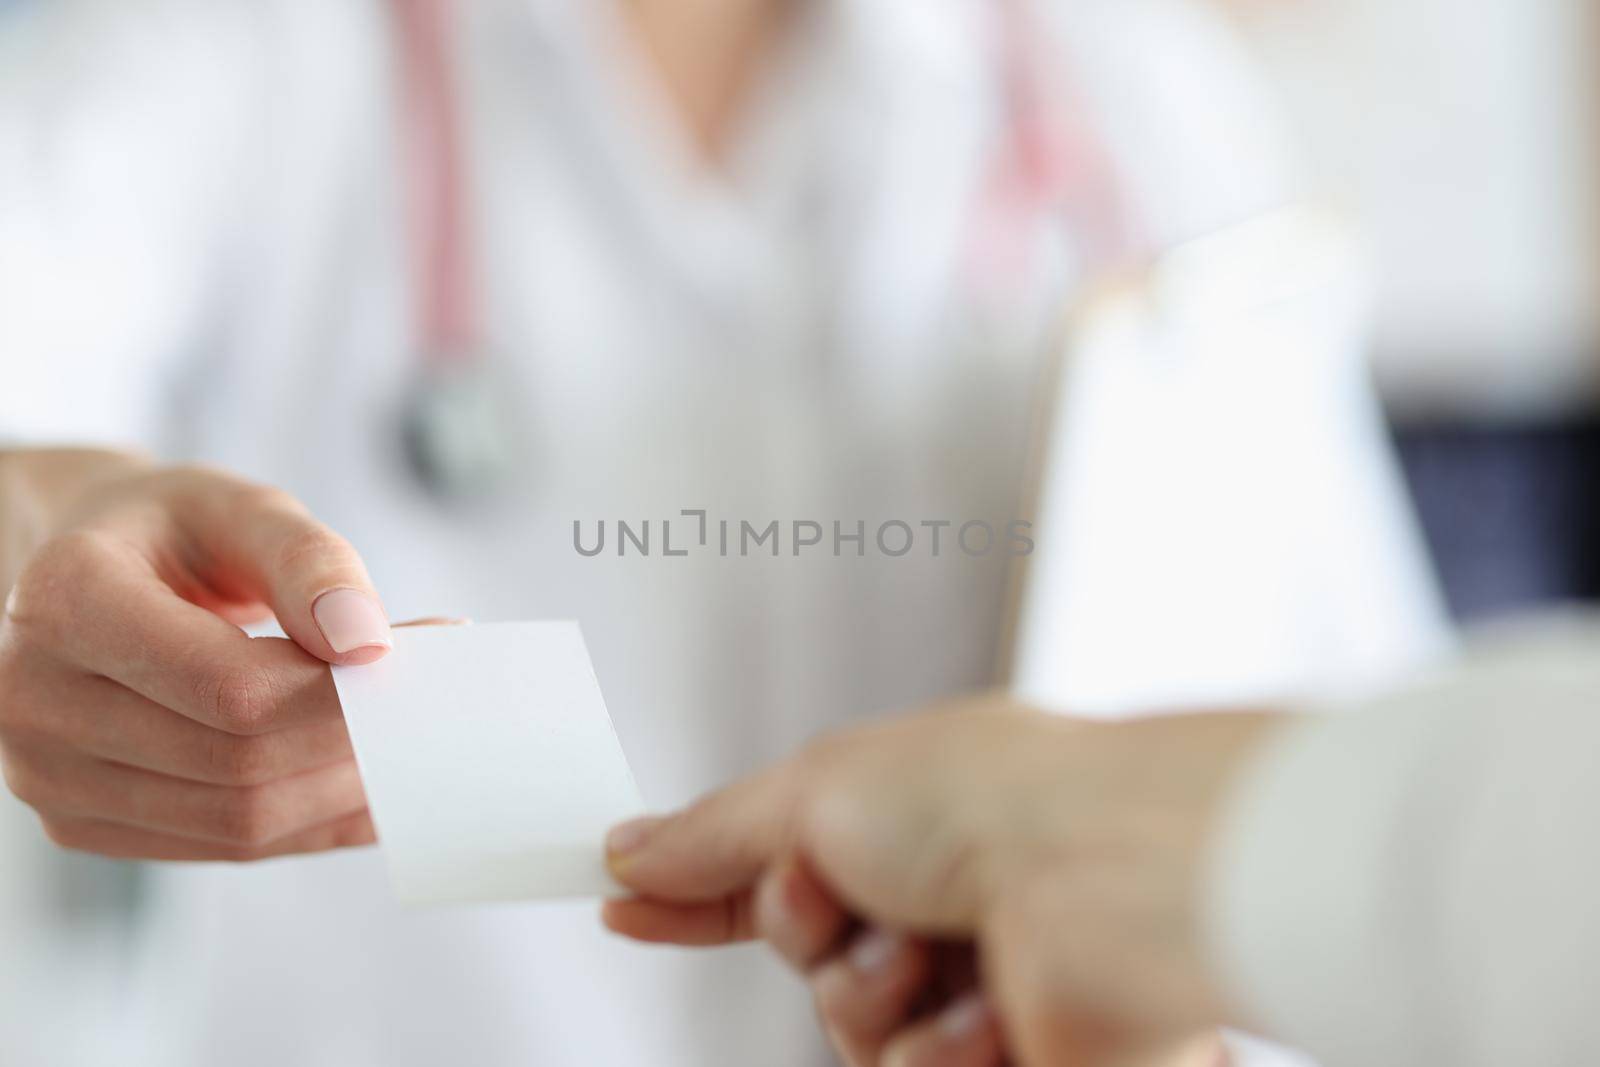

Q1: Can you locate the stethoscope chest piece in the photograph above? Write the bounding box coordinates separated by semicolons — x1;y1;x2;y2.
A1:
401;360;517;501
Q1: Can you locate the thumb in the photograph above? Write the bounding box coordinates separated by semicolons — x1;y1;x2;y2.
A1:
606;765;800;903
174;476;393;665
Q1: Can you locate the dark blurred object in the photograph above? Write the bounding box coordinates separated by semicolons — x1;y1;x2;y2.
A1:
1393;418;1600;622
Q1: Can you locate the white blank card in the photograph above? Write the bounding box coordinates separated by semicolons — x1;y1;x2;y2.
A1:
331;621;644;904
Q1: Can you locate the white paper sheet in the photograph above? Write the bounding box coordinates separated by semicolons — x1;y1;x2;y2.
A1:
331;621;644;904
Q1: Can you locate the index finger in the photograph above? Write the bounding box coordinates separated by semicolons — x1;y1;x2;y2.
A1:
12;533;341;735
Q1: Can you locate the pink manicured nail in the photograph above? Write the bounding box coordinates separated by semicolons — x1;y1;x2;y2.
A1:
606;816;664;858
938;992;992;1038
312;589;393;655
849;928;905;975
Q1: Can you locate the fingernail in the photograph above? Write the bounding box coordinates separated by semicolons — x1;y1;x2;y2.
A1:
606;816;664;860
849;928;905;975
312;589;393;655
938;992;992;1038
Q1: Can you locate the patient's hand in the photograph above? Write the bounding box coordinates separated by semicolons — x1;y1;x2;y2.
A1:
603;696;1276;1066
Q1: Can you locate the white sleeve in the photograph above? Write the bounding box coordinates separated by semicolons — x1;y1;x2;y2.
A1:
0;0;261;448
1207;618;1600;1067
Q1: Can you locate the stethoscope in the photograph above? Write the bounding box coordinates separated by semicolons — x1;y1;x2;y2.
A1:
388;0;1136;501
392;0;515;500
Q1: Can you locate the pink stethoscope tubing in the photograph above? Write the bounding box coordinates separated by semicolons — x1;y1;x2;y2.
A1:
391;0;478;367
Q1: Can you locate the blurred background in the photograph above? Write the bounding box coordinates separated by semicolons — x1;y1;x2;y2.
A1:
1230;0;1600;622
0;0;1593;1062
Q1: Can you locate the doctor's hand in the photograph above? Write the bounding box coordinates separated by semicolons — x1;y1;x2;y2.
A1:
602;698;1278;1067
0;449;391;860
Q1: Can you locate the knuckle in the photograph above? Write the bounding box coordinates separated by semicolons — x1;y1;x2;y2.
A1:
198;665;280;734
215;786;282;847
273;524;355;576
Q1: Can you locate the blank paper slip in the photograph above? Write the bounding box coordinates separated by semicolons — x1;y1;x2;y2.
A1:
331;622;645;904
